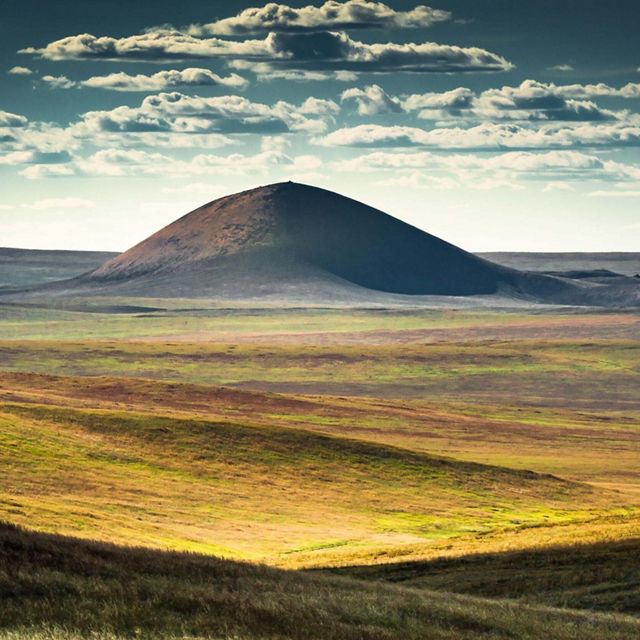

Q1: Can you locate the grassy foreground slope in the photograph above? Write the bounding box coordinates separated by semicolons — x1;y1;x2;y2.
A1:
330;528;640;615
0;401;611;565
1;523;638;640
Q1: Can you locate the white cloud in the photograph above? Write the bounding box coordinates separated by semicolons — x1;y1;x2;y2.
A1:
332;149;640;185
255;69;358;82
20;30;274;61
20;147;323;180
0;122;81;154
548;64;574;72
23;29;512;74
72;92;335;137
341;84;401;115
261;135;290;153
41;74;77;89
0;149;72;165
90;132;235;149
189;1;451;35
543;181;575;192
19;165;77;179
81;68;248;91
401;87;475;118
297;96;340;115
314;122;640;149
400;80;624;122
472;80;619;121
23;197;96;210
254;31;514;73
0;110;28;127
8;66;33;75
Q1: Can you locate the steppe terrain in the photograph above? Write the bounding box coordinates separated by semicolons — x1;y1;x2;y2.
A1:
1;245;639;637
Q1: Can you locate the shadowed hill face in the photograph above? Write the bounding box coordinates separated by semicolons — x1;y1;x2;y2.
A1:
92;182;505;296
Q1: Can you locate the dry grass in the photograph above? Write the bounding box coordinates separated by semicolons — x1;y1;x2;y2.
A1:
1;522;638;640
0;400;611;565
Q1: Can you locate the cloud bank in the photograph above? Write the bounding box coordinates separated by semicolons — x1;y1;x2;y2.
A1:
189;1;451;36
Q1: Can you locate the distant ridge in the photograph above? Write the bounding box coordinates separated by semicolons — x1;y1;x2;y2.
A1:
4;182;640;307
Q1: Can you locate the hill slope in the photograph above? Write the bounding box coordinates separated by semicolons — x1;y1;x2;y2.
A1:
0;400;613;564
91;182;505;296
1;522;638;640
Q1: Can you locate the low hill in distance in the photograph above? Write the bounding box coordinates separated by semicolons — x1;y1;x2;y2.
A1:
0;247;115;290
4;182;639;307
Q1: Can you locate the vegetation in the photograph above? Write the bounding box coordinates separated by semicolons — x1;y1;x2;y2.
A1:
0;400;610;563
1;522;638;640
330;521;640;615
0;303;638;637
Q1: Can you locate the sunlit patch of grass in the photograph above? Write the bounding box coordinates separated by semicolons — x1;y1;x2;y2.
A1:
0;401;618;565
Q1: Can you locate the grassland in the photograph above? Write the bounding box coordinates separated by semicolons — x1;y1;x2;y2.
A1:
331;528;640;615
1;399;613;563
0;301;639;637
1;522;639;640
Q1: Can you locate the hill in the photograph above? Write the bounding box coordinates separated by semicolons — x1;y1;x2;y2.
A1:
7;182;637;307
0;397;616;564
1;522;638;640
0;247;115;290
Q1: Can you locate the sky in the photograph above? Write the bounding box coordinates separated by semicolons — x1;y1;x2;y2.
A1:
1;0;640;252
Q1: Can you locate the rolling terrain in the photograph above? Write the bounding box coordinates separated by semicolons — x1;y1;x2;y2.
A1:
3;522;639;640
1;220;640;638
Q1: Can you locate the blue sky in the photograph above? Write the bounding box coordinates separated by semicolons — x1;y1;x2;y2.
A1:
2;0;640;251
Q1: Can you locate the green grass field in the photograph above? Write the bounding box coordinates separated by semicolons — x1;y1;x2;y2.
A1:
0;302;639;638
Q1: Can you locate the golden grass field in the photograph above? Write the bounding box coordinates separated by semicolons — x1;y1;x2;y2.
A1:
1;302;639;638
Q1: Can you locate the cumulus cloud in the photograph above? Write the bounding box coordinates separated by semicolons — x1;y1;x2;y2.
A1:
22;29;512;74
314;121;640;150
43;69;249;91
401;87;475;117
0;110;28;127
312;123;640;149
0;150;72;165
190;1;451;36
341;84;401;115
398;80;625;122
20;146;322;180
332;149;640;187
0;122;81;155
254;31;514;73
472;80;618;121
20;30;274;61
8;66;33;75
90;132;235;149
72;92;336;137
41;74;77;89
81;68;248;91
545;81;640;99
255;69;358;82
19;165;77;179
